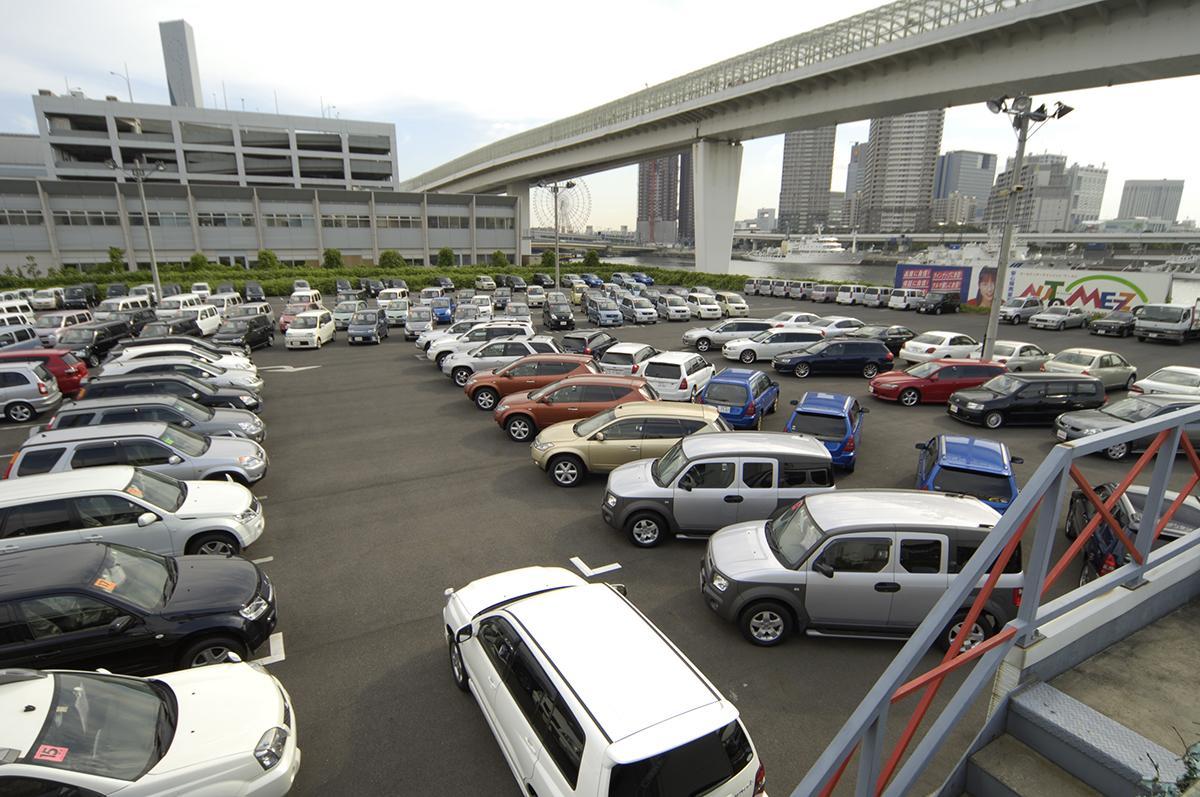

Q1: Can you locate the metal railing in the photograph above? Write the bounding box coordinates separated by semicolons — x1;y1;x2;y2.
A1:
403;0;1029;188
794;404;1200;797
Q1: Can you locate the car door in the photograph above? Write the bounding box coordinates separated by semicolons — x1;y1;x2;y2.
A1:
926;365;963;401
112;439;192;479
949;335;977;358
11;592;153;673
1101;353;1133;389
672;458;740;531
472;341;510;371
538;383;585;426
640;418;687;460
887;534;950;631
803;534;896;629
588;417;644;470
71;494;170;554
1008;381;1048;424
812;342;845;375
500;360;541;392
736;458;778;521
0;499;84;554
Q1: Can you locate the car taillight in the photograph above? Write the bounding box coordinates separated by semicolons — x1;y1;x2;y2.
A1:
584;347;591;355
925;347;936;354
1129;384;1143;394
2;452;16;479
37;382;48;396
679;377;687;390
747;399;756;416
885;352;894;361
754;763;767;796
1039;364;1046;372
844;436;855;452
1012;588;1022;607
1100;553;1118;575
631;363;639;374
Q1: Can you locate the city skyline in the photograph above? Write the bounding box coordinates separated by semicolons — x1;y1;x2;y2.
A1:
2;0;1198;230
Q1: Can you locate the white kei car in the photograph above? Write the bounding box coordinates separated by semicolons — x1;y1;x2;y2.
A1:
900;330;980;362
0;664;299;796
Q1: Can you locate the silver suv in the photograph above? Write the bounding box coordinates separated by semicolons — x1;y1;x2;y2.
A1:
998;296;1045;325
441;335;561;386
681;319;775;353
11;421;268;485
46;395;265;443
426;321;535;368
0;363;62;423
701;490;1020;648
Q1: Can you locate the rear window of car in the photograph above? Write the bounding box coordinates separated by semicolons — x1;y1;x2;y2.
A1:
601;351;633;365
16;447;65;476
705;382;748;405
609;721;753;797
644;362;681;379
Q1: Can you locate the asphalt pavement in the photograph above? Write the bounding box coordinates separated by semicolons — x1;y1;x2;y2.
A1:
1;291;1192;796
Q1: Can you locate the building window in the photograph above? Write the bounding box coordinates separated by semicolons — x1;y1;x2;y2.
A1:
198;211;256;227
429;215;470;229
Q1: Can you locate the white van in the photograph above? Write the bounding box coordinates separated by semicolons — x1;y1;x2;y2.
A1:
191;282;212;300
289;289;323;307
835;284;866;305
443;566;766;797
181;304;221;335
156;292;203;319
419;286;444;304
377;287;409;307
285;308;336;349
862;286;893;308
0;301;34;324
96;295;152;315
888;288;924;310
209;291;244;318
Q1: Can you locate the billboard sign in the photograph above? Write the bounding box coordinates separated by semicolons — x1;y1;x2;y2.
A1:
1003;267;1171;311
894;264;1000;308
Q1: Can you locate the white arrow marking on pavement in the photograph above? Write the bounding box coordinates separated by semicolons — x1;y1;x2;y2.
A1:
252;632;286;666
570;556;622;578
258;365;323;373
251;556;274;564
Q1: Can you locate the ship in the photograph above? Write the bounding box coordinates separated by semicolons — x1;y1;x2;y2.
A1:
745;234;864;265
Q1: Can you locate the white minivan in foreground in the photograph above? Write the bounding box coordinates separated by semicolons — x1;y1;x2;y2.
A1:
443;566;767;797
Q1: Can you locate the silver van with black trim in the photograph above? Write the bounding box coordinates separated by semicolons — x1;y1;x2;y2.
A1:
701;489;1020;649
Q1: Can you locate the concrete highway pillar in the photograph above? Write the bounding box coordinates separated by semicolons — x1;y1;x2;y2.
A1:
506;182;531;265
693;140;742;274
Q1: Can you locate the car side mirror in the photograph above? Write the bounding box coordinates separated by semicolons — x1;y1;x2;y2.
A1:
814;561;835;579
108;615;133;635
179;419;193;428
1011;456;1025;464
914;442;927;450
455;624;473;643
137;511;158;527
167;455;183;465
789;399;799;406
593;432;606;442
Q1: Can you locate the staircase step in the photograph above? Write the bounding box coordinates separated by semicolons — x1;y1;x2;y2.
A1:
966;734;1100;797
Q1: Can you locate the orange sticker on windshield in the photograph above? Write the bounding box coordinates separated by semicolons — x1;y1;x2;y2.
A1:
94;578;117;592
125;487;144;498
33;744;68;762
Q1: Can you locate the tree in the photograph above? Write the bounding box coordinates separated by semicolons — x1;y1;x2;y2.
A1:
489;250;509;269
322;248;344;269
583;250;601;270
189;252;210;270
379;249;406;269
106;247;127;274
436;247;456;268
540;249;556;270
257;249;282;269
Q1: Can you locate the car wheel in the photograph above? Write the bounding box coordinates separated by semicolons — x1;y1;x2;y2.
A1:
984;411;1005;429
549;455;586;487
935;307;943;315
1105;442;1129;461
1011;316;1021;325
1078;562;1099;587
87;353;101;368
862;363;879;378
938;613;994;652
473;388;499;411
1057;322;1065;331
899;388;920;407
180;636;247;668
505;415;534;441
436;351;452;368
452;368;472;387
5;401;34;423
185;531;241;556
204;471;249;486
739;349;757;364
739;602;793;646
1124;375;1135;390
626;511;668;548
695;338;712;352
793;363;811;378
448;636;469;691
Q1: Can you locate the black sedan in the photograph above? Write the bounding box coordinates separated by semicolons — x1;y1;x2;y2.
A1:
844;324;915;355
1089;310;1138;338
0;542;277;673
531;272;555;287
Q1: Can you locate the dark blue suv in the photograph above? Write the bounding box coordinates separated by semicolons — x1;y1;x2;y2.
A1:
697;368;780;429
630;271;655;285
785;392;867;471
915;434;1022;513
772;338;895;379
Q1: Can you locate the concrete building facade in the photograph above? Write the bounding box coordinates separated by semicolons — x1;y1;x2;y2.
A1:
777;126;836;233
677;151;695;245
636;155;679;244
1118;179;1184;222
856;110;944;233
933;150;996;223
983;155;1108;233
1066;163;1108;229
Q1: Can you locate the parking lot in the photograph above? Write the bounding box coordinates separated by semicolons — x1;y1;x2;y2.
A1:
4;287;1192;795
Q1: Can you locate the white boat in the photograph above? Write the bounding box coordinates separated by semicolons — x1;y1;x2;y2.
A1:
745;234;863;265
910;241;1030;268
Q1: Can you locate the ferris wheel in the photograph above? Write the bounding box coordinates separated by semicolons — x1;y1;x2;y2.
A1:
533;179;592;233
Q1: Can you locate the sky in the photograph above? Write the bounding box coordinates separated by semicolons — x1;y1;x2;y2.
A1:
2;0;1198;229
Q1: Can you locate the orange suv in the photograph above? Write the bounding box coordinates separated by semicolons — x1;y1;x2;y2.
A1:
463;353;598;411
493;374;658;441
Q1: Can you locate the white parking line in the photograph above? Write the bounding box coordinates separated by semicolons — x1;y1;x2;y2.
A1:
251;556;274;564
252;632;286;666
569;556;621;578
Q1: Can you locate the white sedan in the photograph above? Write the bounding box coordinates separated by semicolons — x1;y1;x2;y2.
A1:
767;310;823;327
900;330;980;362
1132;366;1200;396
807;315;865;335
0;663;299;796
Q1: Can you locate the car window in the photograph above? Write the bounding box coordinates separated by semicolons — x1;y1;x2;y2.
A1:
899;539;943;574
73;495;144;527
477;343;507;357
950;541;1022;574
742;461;775;489
117;440;175;467
601;419;643;440
580;385;621;402
529;341;556;354
548;385;582;403
0;775;105;796
19;595;119;639
1018;382;1047;398
0;371;28;387
780;464;831;487
104;408;141;424
816;538;892;573
2;499;74;537
679;461;734;490
71;443;122;469
641;418;682;439
821;343;844;356
15;448;65;476
476;616;520;673
507;362;538;377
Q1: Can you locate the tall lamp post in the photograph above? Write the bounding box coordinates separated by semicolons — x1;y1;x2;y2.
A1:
108;157;166;303
980;95;1073;361
538;179;575;287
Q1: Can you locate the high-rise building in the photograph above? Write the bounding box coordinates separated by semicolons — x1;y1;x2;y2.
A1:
777;126;836;233
158;20;204;108
1118;179;1184;222
933;151;996;223
1066;163;1107;229
677;151;695;245
755;208;777;232
856;110;944;233
983;154;1071;234
843;141;865;229
827;192;845;228
636;155;679;244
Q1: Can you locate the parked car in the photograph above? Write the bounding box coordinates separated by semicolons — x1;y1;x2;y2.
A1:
11;421;268;484
106;307;158;336
426;321;535;366
191;282;212;301
915;435;1021;513
524;284;546;308
630;270;655;285
998;296;1045;324
213;314;274;350
715;291;750;317
1131;366;1200;396
0;349;87;397
1029;305;1088;330
701;490;1015;646
464;353;598;410
1043;347;1136;390
0;362;62;423
900;330;980;363
31;309;92;348
56;320;131;367
948;372;1106;429
787;281;815;300
443;335;561;387
178;304;221;336
416;318;485;352
598;343;659;376
140;316;203;338
586;297;622;327
861;286;893;308
208;292;243;319
655;293;692;321
106;343;255;375
404;305;434;340
844;324;916;354
724;327;824;365
603;431;833;547
807;315;865;336
501;301;532;325
618;295;658;324
769;280;790;298
46;394;265;443
834;284;866;305
114;335;245;359
31;287;63;310
347;309;389;344
744;278;770;296
384;298;410;327
474;275;496;290
887;287;925;310
79;373;262;413
773;338;895;380
916;291;961;315
505;275;526;292
640;351;715;401
682;319;774;354
227;301;275;325
363;277;385;297
809;284;838;303
62;283;99;309
785;392;866;471
332;299;368;330
968;340;1052;372
493;373;656;441
580;272;603;287
766;310;822;327
1089;309;1138;337
0;325;45;354
696;368;780;430
686;292;722;320
285;309;336;350
560;329;619;358
542;298;575;330
244;279;266;301
1055;393;1200;459
377;287;409;308
868;359;1009;407
429;296;455;325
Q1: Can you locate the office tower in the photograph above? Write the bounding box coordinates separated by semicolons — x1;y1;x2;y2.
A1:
856;110;944;232
159;20;204;108
1067;163;1107;229
982;154;1072;234
933;151;997;223
636;155;679;244
777;126;836;233
755;208;777;232
677;151;695;245
1118;179;1184;222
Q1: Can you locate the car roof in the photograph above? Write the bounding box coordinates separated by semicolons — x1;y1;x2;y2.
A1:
927;358;1001;367
0;466;136;501
606;342;655;353
644;350;703;364
0;542;111;598
554;374;645;386
805;489;999;531
680;431;829;459
1149;366;1200;376
795;392;853;415
516;353;592;362
1005;373;1099;383
1126;393;1200;406
916;330;960;338
25;422;172;446
56;394;182;412
710;368;758;383
296;310;326;318
507;582;722;743
1057;347;1109;357
936;435;1012;476
612;401;719;420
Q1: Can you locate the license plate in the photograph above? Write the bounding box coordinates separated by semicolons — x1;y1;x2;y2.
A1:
868;385;874;393
716;405;732;412
352;337;363;342
1056;429;1068;440
949;405;959;414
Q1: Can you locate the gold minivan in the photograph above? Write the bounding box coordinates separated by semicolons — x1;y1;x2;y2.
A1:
531;402;728;487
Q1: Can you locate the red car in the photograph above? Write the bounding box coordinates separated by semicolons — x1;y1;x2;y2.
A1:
0;349;89;397
867;358;1007;407
463;353;598;411
279;301;320;332
493;374;657;441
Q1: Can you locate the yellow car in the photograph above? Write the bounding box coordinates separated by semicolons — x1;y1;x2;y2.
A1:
530;402;728;487
569;280;588;306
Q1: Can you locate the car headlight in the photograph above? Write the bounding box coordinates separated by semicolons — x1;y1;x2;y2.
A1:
966;402;983;410
238;455;265;468
605;493;617;507
496;404;510;413
240;596;269;620
532;440;554;452
238;420;260;433
711;572;729;592
240;395;258;405
1083;428;1100;435
236;506;257;522
254;726;289;770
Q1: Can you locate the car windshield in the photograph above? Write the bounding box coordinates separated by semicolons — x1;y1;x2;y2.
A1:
991;344;1016;357
548;304;570;313
59;328;96;344
26;671;174;780
598;301;617;311
609;720;753;797
666;296;685;306
409;308;432;322
1044;306;1068;316
283;303;310;315
140;323;171;336
695;295;717;305
291;316;319;329
1053;351;1095;366
222;320;251;333
335;301;360;312
351;312;378;324
159;299;183;310
633;298;652;308
788;412;847;440
1140;305;1186;323
853;326;887;337
34;316;63;328
765;500;825;569
432;298;451;308
980;374;1023;394
749;330;774;342
932;467;1014;504
1101;311;1134;322
93;545;173;611
574;408;617;437
651;440;690;487
159;425;207;456
905;361;942;378
704;382;749;405
507;304;529;315
125;468;186;511
1146;368;1200;388
1003;299;1026;308
1103;397;1165;422
724;294;746;304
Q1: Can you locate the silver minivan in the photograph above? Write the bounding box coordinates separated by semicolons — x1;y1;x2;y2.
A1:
700;490;1020;649
602;432;833;547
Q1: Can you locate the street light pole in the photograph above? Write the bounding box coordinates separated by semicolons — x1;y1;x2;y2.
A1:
553;186;560;289
110;64;133;102
110;157;164;302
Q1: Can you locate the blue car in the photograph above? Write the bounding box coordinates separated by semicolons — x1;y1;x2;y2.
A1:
914;434;1022;513
430;296;455;325
697;368;780;430
631;271;655;286
785;392;866;471
580;273;604;288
